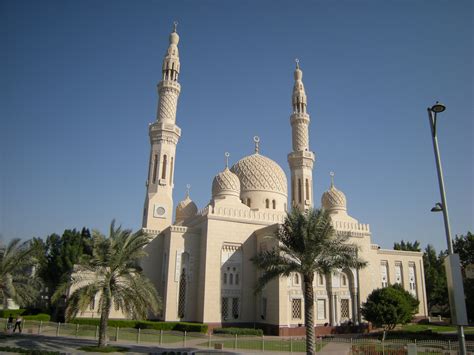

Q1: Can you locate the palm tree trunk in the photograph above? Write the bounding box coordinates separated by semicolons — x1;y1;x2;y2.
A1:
98;290;112;348
303;273;315;355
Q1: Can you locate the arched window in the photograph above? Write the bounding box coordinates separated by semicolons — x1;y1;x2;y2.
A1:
223;273;227;284
305;179;310;200
161;155;168;179
152;154;158;184
170;157;174;184
342;274;347;286
294;273;299;285
318;273;324;286
265;199;270;208
272;200;276;209
229;273;234;285
298;179;302;203
235;274;239;285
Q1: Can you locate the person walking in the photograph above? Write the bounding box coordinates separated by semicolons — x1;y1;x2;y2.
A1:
13;315;23;333
6;314;14;334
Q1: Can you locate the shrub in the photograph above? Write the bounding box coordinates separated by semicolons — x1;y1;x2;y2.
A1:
0;309;25;318
361;284;420;331
213;327;263;336
23;314;51;321
68;318;207;333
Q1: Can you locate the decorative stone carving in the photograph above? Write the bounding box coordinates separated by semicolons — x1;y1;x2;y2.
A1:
212;167;240;198
231;154;287;195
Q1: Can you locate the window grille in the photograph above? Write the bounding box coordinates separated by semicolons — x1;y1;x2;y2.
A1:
317;299;326;320
395;262;403;285
380;261;389;288
221;297;229;320
409;264;417;297
292;299;302;319
178;270;186;318
232;298;240;319
262;297;267;320
340;299;350;319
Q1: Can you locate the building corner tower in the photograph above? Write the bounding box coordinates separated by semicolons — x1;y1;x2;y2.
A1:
142;24;182;232
288;60;315;210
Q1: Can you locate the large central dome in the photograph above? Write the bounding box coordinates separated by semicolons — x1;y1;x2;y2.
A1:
230;153;287;196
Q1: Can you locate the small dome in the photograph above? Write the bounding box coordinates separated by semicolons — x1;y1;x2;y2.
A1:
175;195;197;222
212;167;240;198
321;183;347;212
230;154;287;196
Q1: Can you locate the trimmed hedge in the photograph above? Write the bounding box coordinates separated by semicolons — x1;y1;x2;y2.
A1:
23;314;51;321
69;318;208;333
213;327;264;336
0;309;25;318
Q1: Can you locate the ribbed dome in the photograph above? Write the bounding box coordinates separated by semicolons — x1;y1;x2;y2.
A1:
321;184;347;212
212;167;240;198
175;195;197;222
230;154;287;196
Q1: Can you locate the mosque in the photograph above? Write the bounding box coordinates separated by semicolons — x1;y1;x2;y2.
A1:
138;25;427;335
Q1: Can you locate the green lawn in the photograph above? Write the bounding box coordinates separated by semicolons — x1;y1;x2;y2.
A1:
198;339;324;352
401;323;474;333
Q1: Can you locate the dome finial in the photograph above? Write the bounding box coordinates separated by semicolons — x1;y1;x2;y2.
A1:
225;152;230;168
330;171;335;188
253;136;260;154
185;183;191;198
173;21;178;32
295;58;300;69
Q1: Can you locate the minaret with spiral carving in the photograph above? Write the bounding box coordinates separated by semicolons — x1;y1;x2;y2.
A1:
287;60;315;210
142;23;182;231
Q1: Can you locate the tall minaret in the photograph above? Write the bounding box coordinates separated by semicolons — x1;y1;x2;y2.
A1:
287;59;315;210
142;23;182;231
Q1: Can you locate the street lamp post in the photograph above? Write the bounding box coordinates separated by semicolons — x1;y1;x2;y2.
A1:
427;102;467;355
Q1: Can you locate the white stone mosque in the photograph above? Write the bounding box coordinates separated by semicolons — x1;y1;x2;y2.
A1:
136;25;427;334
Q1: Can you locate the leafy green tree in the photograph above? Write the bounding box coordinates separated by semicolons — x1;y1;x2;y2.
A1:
0;239;41;308
393;240;421;252
361;284;419;330
453;231;474;321
53;221;160;348
252;208;366;355
423;244;449;315
35;228;93;314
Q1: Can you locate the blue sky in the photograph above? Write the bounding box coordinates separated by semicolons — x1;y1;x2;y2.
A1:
1;0;472;252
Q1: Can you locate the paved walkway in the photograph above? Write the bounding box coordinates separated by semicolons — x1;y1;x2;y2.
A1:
0;333;351;354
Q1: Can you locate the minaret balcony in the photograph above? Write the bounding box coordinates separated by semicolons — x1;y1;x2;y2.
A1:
290;113;310;125
158;80;181;91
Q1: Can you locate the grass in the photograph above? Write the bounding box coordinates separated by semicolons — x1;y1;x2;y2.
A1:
0;346;61;354
78;345;128;352
400;323;474;333
198;338;324;352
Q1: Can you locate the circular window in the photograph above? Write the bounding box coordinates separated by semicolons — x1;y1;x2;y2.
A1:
156;207;166;216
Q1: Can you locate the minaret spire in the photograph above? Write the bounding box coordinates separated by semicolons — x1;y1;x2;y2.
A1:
142;24;183;232
287;60;315;210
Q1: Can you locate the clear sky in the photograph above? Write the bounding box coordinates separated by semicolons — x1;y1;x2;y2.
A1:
1;0;472;252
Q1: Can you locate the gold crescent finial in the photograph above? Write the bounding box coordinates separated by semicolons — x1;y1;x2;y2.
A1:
185;184;191;197
295;58;300;69
225;152;230;168
253;136;260;154
329;172;335;187
173;21;178;32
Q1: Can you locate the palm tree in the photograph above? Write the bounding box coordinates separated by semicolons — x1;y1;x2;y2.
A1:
0;238;40;308
252;208;367;355
53;221;161;348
